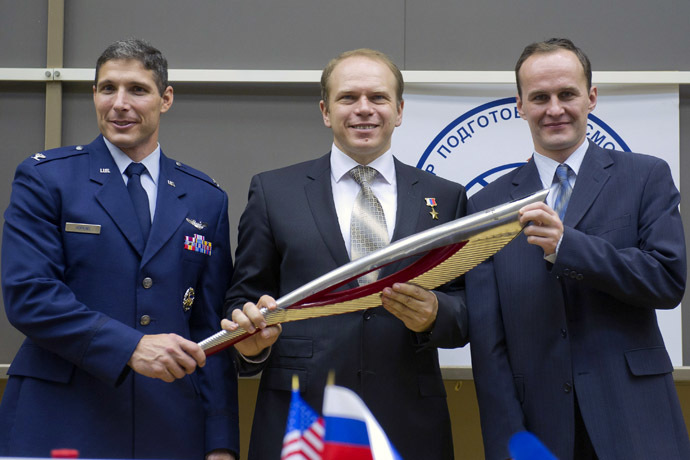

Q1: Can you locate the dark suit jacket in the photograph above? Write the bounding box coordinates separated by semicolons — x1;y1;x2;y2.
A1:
226;153;468;460
467;141;690;460
0;136;239;459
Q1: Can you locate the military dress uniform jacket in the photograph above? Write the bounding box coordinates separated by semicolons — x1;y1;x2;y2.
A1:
226;153;468;460
0;135;239;459
466;141;690;460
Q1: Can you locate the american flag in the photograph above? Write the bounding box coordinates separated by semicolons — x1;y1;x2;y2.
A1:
281;381;325;460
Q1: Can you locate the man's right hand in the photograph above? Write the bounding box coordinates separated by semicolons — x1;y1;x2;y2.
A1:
128;333;206;382
221;295;282;358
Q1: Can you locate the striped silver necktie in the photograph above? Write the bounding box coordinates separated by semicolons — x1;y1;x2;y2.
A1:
349;165;389;285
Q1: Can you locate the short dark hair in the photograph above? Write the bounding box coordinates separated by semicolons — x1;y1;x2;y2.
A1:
320;48;404;109
515;38;592;97
95;39;169;95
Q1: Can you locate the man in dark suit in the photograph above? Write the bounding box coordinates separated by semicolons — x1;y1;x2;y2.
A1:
222;49;468;459
0;39;238;459
467;38;690;460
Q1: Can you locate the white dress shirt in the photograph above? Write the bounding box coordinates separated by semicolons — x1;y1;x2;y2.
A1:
330;144;397;259
104;137;160;222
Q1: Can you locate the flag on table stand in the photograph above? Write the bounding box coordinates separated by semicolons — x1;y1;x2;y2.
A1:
322;384;403;460
281;375;325;460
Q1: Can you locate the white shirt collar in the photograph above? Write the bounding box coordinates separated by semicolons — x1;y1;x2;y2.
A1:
532;139;589;189
330;143;396;184
104;137;161;186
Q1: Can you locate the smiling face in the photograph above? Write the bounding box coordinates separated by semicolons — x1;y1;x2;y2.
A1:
516;49;597;162
93;58;173;162
319;56;404;165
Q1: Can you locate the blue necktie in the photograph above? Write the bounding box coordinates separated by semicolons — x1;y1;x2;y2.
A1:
552;164;573;221
125;162;151;240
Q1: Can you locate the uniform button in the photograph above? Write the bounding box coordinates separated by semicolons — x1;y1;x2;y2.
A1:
560;328;567;338
75;145;83;151
576;274;584;281
363;310;373;320
142;277;153;289
570;271;577;279
140;315;151;326
563;382;572;393
563;268;570;276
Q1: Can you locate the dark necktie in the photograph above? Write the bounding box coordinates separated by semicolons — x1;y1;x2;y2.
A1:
125;162;151;240
349;165;389;285
552;163;573;221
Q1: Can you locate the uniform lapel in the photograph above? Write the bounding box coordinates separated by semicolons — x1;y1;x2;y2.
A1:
141;154;188;267
562;142;612;228
91;136;147;256
304;154;351;269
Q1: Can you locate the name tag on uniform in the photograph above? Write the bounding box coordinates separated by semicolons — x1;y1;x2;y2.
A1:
65;222;101;234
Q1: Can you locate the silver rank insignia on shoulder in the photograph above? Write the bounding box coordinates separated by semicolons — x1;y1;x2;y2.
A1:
425;197;439;220
32;153;46;161
167;180;176;187
100;168;110;173
186;218;207;230
182;287;195;312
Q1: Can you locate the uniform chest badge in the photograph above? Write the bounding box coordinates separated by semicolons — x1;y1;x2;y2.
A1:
186;218;207;230
184;233;212;256
183;287;195;312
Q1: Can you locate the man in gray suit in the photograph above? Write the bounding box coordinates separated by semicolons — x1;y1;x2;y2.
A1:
222;48;468;459
467;38;690;460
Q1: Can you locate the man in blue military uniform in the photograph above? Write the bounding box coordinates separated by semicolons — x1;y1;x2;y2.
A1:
0;39;238;459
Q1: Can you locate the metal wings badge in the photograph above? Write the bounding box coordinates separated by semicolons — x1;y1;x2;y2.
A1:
186;218;208;230
199;189;549;356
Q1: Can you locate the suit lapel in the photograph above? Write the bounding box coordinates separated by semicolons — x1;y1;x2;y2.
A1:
141;154;188;267
91;136;147;256
563;142;612;228
510;159;544;201
380;160;421;278
304;154;351;269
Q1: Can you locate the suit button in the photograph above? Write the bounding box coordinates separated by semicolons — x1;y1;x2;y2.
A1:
363;309;373;320
140;315;151;326
560;328;567;338
563;382;572;393
142;277;153;289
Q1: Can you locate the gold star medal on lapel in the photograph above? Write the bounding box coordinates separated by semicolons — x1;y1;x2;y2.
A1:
425;197;439;220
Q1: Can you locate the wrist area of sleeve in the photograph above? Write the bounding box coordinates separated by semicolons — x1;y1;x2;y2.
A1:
544;232;565;264
237;346;272;364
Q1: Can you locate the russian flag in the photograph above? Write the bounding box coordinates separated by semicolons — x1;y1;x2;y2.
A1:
322;385;403;460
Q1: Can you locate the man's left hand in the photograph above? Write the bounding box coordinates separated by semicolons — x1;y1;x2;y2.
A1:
381;283;438;332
